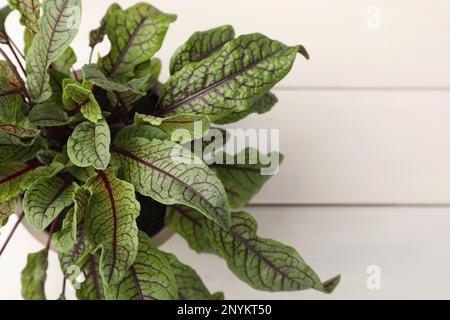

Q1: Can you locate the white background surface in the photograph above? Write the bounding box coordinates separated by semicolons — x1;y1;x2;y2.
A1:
1;0;450;299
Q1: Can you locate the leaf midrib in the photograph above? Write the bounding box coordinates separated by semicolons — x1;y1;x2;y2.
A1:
111;146;218;213
36;0;71;96
98;171;118;283
159;44;290;114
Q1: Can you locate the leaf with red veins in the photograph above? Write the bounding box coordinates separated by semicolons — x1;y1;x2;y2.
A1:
84;169;140;285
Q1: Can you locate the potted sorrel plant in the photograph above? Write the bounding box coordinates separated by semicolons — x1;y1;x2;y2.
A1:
0;0;340;300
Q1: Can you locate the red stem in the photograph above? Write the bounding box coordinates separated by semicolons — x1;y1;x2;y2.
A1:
0;47;30;102
0;208;25;257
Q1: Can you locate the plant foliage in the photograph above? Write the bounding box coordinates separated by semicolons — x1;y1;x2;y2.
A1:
0;1;339;300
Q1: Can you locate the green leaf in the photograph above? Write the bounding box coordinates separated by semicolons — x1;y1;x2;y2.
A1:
67;120;111;170
0;161;63;202
170;206;340;293
114;124;168;146
0;6;12;44
63;80;102;123
46;69;71;108
52;47;77;74
82;64;144;94
157;33;308;121
111;137;231;229
8;0;41;52
27;104;72;127
0;124;40;139
84;170;140;284
211;148;283;209
21;249;48;300
99;3;176;79
0;137;45;162
0;60;20;88
52;186;89;252
165;205;214;253
58;232;89;282
76;255;105;300
105;231;178;300
23;175;76;230
134;113;210;143
169;25;235;75
89;19;106;50
0;197;17;226
163;251;221;300
26;0;81;102
213;92;278;125
0;85;26;124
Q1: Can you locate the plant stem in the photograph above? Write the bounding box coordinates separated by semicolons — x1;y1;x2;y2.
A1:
0;210;25;257
7;41;26;76
8;38;25;59
46;218;58;252
89;47;95;64
0;47;30;102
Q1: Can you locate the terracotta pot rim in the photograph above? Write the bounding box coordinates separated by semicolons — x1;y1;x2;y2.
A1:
21;219;174;249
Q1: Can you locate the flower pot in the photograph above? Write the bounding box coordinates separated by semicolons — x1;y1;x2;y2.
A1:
22;195;174;249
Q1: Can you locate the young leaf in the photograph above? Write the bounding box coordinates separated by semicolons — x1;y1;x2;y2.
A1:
89;20;106;50
21;249;48;300
82;64;144;94
0;161;63;202
134;113;210;143
8;0;41;53
52;186;90;252
213;92;278;125
206;210;340;293
23;175;76;230
0;6;12;44
67;120;111;170
157;33;308;121
111;137;231;229
27;104;72;127
99;3;176;79
105;231;178;300
163;251;222;300
84;170;140;284
0;197;17;226
76;255;105;300
169;25;235;75
113;124;168;146
26;0;81;102
0;85;26;124
58;232;89;282
63;80;102;123
211;148;283;209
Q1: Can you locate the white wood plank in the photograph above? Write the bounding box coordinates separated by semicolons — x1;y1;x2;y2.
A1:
2;207;450;299
230;89;450;204
3;0;445;87
161;206;450;299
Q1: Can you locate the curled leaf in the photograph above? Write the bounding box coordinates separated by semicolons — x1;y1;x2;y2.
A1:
67;120;111;170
